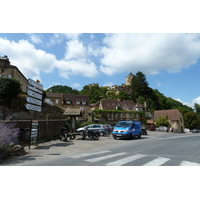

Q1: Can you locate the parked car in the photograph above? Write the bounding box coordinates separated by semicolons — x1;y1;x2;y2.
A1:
104;124;113;133
156;126;169;132
147;125;155;131
184;128;190;133
192;129;200;133
76;124;108;136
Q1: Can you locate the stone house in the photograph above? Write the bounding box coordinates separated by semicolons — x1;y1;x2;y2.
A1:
45;93;91;119
153;109;184;133
92;99;153;122
0;65;28;92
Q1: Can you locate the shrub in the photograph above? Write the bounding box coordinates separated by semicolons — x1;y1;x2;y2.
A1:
0;77;21;98
0;122;19;160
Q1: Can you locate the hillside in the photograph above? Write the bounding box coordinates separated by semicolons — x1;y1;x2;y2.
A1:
46;71;194;114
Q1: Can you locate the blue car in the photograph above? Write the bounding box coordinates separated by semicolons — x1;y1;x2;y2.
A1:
112;121;142;139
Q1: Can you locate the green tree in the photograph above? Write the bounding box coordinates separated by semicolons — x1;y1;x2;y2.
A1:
194;103;200;115
80;85;108;103
184;112;200;129
46;85;79;94
130;71;152;101
155;116;170;127
0;78;21;98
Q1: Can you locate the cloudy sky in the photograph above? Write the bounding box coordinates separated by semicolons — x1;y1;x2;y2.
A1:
1;33;200;108
1;0;200;109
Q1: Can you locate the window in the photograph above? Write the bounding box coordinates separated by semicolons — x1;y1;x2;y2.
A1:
66;101;71;105
82;102;87;105
55;99;59;104
76;101;81;105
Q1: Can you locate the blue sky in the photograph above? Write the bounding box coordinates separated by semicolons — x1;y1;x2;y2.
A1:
1;33;200;108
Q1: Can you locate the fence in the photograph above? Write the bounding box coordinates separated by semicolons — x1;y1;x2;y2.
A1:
0;119;67;146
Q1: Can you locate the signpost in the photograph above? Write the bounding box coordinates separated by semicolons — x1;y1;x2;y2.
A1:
25;79;43;148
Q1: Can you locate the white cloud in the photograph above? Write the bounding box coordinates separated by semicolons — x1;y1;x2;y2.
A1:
65;39;86;60
28;34;43;44
56;59;99;79
64;33;82;40
193;97;200;105
103;82;114;87
0;38;57;81
99;33;200;76
71;83;81;89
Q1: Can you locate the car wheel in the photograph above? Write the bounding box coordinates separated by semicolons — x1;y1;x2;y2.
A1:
79;131;84;135
99;131;104;136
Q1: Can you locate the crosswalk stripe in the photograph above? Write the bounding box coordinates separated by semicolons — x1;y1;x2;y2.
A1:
180;161;200;166
143;157;170;166
69;150;110;159
105;154;147;166
85;152;128;163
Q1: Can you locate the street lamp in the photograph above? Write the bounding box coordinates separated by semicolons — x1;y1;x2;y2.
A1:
0;55;10;74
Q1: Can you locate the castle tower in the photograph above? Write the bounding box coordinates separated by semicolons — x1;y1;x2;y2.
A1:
125;72;134;85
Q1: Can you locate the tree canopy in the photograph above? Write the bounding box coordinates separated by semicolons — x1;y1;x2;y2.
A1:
46;85;79;94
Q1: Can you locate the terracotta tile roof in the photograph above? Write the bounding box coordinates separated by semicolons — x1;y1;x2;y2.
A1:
153;109;183;121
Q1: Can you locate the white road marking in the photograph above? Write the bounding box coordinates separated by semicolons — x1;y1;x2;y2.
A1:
143;157;170;166
105;154;147;166
85;152;128;163
69;151;110;159
180;161;200;166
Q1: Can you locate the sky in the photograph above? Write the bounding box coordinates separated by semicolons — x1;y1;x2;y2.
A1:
1;33;200;108
1;0;200;110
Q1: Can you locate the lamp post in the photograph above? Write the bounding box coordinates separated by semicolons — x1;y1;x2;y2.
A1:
0;55;10;74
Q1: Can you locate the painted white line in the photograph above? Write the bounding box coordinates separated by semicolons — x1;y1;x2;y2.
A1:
69;151;110;159
85;152;128;163
180;161;200;166
143;157;170;166
106;154;147;166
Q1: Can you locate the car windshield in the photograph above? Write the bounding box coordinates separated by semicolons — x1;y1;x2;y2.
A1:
115;121;132;128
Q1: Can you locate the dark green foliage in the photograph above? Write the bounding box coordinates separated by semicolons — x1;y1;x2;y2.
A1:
46;85;79;94
184;112;200;129
0;78;21;98
80;85;108;103
194;103;200;115
130;71;152;101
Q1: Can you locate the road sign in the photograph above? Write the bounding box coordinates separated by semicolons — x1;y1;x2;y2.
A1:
27;84;43;94
25;103;42;112
28;79;43;90
27;90;43;100
26;96;42;106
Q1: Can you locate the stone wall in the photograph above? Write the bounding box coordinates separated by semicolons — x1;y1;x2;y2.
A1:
0;97;67;145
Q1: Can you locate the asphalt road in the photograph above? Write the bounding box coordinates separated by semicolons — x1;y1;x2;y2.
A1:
2;131;200;166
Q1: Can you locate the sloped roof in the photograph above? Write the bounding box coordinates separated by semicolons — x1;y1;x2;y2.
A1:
63;109;82;116
63;94;90;105
153;109;183;121
100;99;142;111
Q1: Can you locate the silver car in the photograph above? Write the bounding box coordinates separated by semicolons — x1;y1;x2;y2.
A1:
156;126;169;132
76;124;108;136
